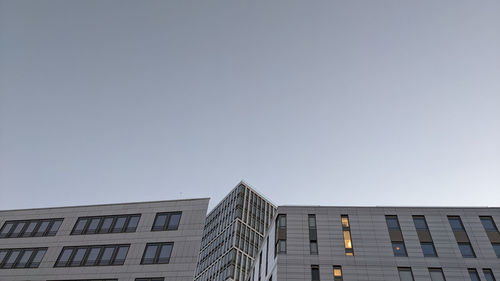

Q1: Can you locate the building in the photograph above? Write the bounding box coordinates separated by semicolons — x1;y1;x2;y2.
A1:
194;182;277;281
0;198;209;281
249;205;500;281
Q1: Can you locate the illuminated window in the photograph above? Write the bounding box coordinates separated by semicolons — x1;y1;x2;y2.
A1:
341;215;353;256
392;242;408;257
333;266;343;281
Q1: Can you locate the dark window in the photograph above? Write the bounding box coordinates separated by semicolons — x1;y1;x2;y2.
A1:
87;218;101;234
152;212;182;231
484;269;496;281
448;216;465;231
398;267;414;281
275;214;287;256
493;243;500;258
309;214;318;255
113;246;129;265
112;216;127;233
468;269;480;281
429;268;446;281
0;219;62;238
459;242;476;258
55;244;130;267
333;266;343;281
34;220;51;237
84;247;101;266
15;249;33;268
135;279;165;281
421;242;437;257
480;217;498;232
22;221;38;237
392;241;408;257
141;242;173;264
0;223;14;238
73;218;88;235
71;214;140;235
413;216;428;230
126;215;140;232
310;241;318;255
386;216;401;230
311;265;320;281
71;248;87;266
100;217;114;233
0;247;47;269
98;247;115;265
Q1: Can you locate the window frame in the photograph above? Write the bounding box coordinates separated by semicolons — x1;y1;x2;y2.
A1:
140;242;174;265
0;219;63;238
54;244;130;267
151;212;182;231
71;214;141;235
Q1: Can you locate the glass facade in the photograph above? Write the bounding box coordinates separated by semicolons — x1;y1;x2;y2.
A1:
194;183;276;281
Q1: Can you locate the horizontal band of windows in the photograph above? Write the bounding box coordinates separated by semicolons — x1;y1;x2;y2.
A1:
71;214;141;235
152;212;182;231
55;244;130;267
0;247;47;269
0;219;63;238
141;242;173;264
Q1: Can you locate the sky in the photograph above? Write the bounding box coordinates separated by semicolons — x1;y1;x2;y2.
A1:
1;0;499;211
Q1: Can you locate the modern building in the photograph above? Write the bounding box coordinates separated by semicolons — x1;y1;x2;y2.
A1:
249;205;500;281
0;198;209;281
194;182;277;281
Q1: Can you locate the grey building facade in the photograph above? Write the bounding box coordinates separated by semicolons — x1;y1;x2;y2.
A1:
250;205;500;281
194;182;276;281
0;198;209;281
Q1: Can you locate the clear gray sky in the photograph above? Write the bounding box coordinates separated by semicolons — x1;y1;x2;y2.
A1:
1;0;499;211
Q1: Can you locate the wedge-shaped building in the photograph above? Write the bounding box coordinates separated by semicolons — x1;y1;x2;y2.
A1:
194;182;276;281
0;198;209;281
249;205;500;281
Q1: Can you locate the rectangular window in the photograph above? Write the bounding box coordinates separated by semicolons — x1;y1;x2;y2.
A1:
71;214;140;235
0;247;47;269
135;279;165;281
386;215;401;230
421;242;437;257
311;265;320;281
458;242;476;258
480;217;498;232
392;241;408;257
483;269;496;281
54;244;129;267
448;216;465;231
387;215;407;257
493;243;500;258
398;267;415;281
309;214;318;255
468;269;480;281
333;265;343;281
141;242;174;264
152;212;182;231
480;216;500;258
275;214;287;256
413;216;428;230
0;218;63;238
429;268;446;281
341;215;354;256
448;216;476;258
